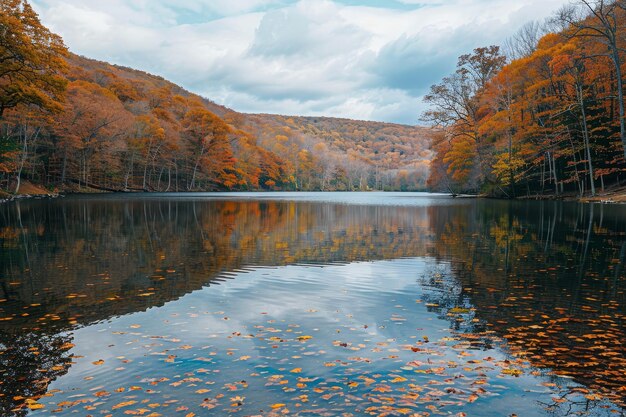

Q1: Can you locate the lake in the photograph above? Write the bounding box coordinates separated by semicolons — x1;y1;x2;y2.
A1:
0;192;625;416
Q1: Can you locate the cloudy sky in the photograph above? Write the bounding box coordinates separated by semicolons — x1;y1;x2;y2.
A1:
31;0;569;125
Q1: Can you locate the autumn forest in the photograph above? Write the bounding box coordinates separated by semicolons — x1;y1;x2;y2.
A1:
2;0;626;197
425;0;626;197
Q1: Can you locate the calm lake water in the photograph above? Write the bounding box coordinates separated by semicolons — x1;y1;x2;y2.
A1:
0;192;625;416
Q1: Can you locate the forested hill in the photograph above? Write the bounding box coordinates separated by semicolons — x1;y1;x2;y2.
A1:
0;4;432;195
241;114;432;191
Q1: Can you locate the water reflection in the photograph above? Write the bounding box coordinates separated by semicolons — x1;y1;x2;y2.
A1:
428;201;626;409
0;195;624;415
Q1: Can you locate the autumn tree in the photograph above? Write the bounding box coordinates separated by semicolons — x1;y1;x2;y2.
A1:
553;0;626;162
479;65;522;196
0;0;68;118
183;106;238;190
2;109;46;192
53;80;131;188
423;46;506;191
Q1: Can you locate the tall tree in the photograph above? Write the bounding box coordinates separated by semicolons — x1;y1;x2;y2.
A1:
183;106;238;190
0;0;68;118
423;46;506;190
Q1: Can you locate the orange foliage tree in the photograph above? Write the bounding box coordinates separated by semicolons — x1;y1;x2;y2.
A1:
0;0;67;118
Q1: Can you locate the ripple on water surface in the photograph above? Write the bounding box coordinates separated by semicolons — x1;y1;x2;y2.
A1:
29;260;621;417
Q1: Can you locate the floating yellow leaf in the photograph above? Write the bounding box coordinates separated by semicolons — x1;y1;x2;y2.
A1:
26;401;44;410
502;369;523;377
112;400;137;410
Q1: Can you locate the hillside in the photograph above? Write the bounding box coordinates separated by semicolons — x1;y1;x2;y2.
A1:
0;10;432;194
242;114;432;190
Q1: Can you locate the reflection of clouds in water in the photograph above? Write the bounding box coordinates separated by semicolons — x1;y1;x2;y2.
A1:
58;259;443;381
192;260;430;331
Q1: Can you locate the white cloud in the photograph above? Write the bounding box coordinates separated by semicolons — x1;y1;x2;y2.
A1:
32;0;570;124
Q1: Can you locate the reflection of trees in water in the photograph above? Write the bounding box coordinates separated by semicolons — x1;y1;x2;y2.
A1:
539;390;621;417
0;332;74;416
417;267;494;350
426;201;626;409
0;199;437;333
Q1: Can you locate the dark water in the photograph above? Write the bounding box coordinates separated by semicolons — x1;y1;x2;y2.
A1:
0;192;625;416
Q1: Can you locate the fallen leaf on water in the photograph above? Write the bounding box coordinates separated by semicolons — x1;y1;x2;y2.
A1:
112;400;137;410
501;369;523;377
26;400;44;410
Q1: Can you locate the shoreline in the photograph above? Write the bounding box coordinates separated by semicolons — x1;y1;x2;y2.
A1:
0;192;60;204
2;184;626;204
515;188;626;204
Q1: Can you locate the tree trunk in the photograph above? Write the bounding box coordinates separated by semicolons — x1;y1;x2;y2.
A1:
15;126;41;194
175;162;179;192
548;151;559;197
61;149;68;184
507;123;515;197
142;159;149;190
612;49;626;163
541;158;546;195
124;151;135;191
578;84;595;196
157;166;165;191
189;146;205;191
